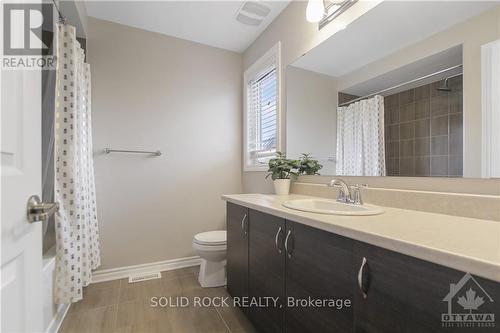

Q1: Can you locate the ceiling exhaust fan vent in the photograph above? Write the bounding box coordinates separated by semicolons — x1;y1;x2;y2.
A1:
242;2;271;17
236;1;271;26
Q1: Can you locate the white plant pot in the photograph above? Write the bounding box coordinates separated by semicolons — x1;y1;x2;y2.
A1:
273;179;291;195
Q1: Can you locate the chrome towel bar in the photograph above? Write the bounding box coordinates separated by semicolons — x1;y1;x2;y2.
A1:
103;148;162;156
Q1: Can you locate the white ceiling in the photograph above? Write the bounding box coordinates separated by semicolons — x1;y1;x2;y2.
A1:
84;1;290;52
292;1;498;78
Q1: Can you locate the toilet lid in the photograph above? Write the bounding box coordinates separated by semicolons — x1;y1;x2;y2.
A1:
193;230;226;245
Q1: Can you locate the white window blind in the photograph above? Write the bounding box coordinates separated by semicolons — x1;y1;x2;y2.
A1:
247;66;278;167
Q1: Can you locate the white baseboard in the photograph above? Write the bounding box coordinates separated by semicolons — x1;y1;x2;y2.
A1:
91;256;202;284
46;303;70;333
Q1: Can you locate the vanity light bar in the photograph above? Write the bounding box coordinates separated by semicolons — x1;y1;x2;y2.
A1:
319;0;358;30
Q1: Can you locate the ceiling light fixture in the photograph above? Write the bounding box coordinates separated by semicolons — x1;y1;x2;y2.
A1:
319;1;358;30
306;0;326;23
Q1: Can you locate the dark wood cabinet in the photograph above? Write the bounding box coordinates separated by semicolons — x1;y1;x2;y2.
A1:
354;241;500;333
405;255;466;333
248;209;286;333
353;242;410;333
226;203;500;333
285;220;354;333
405;252;500;333
226;202;249;301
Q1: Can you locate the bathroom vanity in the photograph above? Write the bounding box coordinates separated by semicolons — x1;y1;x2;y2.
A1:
224;194;500;333
231;2;500;330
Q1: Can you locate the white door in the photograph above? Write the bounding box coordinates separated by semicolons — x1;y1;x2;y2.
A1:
1;3;46;332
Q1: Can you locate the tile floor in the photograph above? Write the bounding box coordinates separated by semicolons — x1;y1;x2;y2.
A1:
59;266;256;333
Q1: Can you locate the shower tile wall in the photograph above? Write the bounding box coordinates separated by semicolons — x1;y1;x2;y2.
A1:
338;92;360;105
384;76;463;177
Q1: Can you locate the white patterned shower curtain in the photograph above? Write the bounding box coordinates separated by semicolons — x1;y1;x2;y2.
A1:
54;23;100;304
335;95;386;176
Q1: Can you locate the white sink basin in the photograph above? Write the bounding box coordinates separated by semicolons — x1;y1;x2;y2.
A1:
282;199;384;216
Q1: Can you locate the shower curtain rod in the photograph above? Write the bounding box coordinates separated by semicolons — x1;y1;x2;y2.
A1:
51;0;67;24
338;64;463;107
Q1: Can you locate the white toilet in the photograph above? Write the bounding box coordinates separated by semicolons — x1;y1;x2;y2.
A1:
192;230;227;288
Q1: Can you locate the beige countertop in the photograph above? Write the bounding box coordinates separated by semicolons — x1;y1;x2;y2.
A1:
222;193;500;283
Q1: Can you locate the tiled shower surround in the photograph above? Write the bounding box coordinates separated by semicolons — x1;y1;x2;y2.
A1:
384;76;463;177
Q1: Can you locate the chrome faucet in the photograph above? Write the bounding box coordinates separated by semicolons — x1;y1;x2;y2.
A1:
328;179;367;205
351;184;367;205
328;179;352;203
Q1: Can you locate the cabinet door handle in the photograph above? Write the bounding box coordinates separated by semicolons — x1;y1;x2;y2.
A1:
284;230;293;258
357;257;369;299
274;227;283;254
241;213;247;235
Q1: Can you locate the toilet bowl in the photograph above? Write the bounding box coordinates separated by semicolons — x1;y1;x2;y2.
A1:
192;230;226;288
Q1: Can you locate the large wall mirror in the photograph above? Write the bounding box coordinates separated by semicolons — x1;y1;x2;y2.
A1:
286;1;500;178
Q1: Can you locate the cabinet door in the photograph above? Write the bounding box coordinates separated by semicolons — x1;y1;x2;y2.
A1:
285;221;354;333
405;254;500;333
355;241;500;333
226;203;249;300
248;209;286;333
353;242;409;333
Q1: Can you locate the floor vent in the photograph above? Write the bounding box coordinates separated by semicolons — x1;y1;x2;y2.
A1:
128;272;161;283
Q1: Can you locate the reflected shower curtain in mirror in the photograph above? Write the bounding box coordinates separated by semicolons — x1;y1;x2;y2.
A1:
54;23;100;303
335;95;386;176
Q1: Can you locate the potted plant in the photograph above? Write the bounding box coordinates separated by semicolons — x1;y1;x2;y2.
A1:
298;153;323;176
266;152;299;195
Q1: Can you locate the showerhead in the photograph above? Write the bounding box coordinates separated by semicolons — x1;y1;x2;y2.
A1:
436;78;452;92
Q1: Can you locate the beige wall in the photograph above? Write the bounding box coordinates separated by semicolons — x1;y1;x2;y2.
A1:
336;6;500;177
286;67;337;174
88;18;242;270
242;0;381;193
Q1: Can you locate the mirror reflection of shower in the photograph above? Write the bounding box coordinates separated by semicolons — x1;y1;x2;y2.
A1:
287;43;467;178
333;46;465;177
437;73;463;92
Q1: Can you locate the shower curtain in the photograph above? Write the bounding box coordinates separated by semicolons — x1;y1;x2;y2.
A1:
335;95;386;176
54;23;100;304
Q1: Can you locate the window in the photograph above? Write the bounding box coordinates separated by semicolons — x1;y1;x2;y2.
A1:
244;43;281;171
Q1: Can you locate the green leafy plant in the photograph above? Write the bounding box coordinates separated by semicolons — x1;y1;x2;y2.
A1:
266;152;300;180
298;153;323;175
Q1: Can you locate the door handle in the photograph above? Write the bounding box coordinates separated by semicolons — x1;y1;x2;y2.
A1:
26;195;59;222
241;213;247;235
274;227;283;254
284;230;293;258
357;257;369;299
